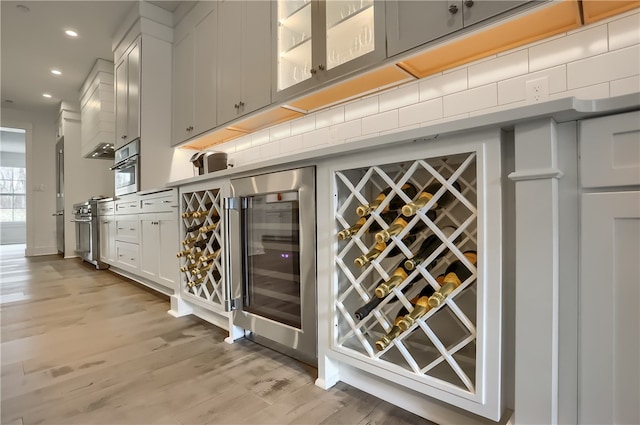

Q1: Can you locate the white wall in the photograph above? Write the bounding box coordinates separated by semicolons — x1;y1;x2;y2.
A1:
209;10;640;169
1;106;57;255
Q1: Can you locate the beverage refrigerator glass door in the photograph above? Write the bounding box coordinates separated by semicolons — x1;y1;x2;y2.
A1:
225;167;317;366
110;140;139;196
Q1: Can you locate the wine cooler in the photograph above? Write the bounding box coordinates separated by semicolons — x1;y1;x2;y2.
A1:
225;167;317;366
324;133;503;420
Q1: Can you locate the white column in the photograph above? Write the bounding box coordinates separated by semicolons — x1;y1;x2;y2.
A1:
509;119;563;425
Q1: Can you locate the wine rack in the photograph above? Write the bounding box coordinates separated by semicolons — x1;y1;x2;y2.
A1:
179;188;225;309
332;149;492;408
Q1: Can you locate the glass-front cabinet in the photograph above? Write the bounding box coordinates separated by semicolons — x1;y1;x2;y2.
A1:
275;0;385;101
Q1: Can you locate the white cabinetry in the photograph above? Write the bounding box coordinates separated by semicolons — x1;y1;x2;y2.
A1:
98;200;115;264
172;2;218;145
138;190;179;290
115;38;140;148
217;0;272;125
578;111;640;425
274;0;385;99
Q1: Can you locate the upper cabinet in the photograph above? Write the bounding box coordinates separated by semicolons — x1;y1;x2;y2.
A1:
274;0;386;103
115;37;141;148
387;0;530;57
80;59;115;158
172;2;218;146
217;1;272;126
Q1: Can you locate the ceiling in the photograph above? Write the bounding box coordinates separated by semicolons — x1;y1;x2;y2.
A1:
0;1;181;114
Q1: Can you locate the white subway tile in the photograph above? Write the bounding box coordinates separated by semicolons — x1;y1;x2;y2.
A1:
443;84;497;116
269;122;292;141
316;106;344;128
243;146;261;163
251;129;270;147
218;140;236;153
361;110;399;135
302;127;331;149
498;65;567;105
567;45;640;89
548;83;610;101
330;120;361;142
419;69;468;101
227;152;242;167
609;13;640;51
344;96;379;120
290;115;316;136
529;25;608;72
259;141;279;159
235;137;252;152
379;85;420;112
468;50;529;88
399;98;443;127
610;75;640;97
420;113;469;127
278;134;303;153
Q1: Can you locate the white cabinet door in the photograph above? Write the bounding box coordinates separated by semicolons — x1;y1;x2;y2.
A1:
126;40;141;142
139;212;178;289
172;29;195;145
99;216;116;264
139;214;159;281
193;5;217;136
217;0;243;125
115;56;128;148
241;1;271;117
157;212;179;289
580;191;640;425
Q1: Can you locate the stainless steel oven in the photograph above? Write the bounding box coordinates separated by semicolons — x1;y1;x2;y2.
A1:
110;140;139;197
225;167;317;366
72;199;108;269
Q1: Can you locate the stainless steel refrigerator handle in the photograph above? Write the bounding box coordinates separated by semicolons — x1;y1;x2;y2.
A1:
223;197;240;312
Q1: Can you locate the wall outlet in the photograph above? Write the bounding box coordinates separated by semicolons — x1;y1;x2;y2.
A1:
526;77;549;104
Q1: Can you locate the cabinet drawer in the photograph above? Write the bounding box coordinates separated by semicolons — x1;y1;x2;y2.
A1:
97;201;115;216
115;199;139;214
580;111;640;189
140;191;178;213
115;241;139;270
115;215;139;243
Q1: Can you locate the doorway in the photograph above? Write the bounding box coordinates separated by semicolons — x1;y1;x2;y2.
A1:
0;127;26;245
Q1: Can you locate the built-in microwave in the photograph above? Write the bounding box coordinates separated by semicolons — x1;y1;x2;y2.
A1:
110;140;139;197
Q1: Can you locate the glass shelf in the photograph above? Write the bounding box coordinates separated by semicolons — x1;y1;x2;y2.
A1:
326;2;374;69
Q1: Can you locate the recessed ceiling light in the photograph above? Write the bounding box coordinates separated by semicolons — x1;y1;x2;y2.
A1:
42;93;52;98
65;30;78;37
51;69;62;76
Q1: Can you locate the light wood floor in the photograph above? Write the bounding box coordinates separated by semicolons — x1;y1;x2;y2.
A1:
1;245;435;425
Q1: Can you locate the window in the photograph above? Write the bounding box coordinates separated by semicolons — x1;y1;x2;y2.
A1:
0;167;26;222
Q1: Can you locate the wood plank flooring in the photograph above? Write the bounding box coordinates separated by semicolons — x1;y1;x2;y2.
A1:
1;245;436;425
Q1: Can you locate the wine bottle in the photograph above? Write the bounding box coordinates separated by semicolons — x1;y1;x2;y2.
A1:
180;261;199;272
181;202;216;219
176;248;192;258
402;181;462;217
428;251;478;308
397;283;439;331
354;273;421;320
404;226;456;271
185;222;205;233
198;248;221;264
186;276;204;288
375;306;411;351
337;211;396;240
192;262;214;276
192;208;218;219
374;265;412;298
198;222;219;233
354;233;419;268
182;234;200;246
356;183;418;217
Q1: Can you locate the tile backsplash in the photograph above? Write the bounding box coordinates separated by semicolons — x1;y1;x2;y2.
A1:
212;10;640;168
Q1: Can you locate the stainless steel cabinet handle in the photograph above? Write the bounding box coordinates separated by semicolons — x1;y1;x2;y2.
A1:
310;68;317;75
448;3;459;14
121;135;127;139
144;202;153;205
238;101;244;107
464;0;474;6
161;200;172;203
318;64;325;71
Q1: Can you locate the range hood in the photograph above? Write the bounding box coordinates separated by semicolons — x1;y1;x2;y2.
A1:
84;143;115;159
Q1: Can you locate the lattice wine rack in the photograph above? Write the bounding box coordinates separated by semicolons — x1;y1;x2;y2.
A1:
179;189;225;309
333;151;484;398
